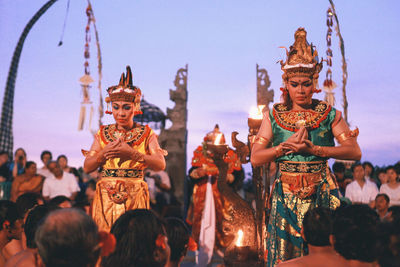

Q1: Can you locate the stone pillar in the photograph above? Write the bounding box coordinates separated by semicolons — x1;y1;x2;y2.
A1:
158;65;188;202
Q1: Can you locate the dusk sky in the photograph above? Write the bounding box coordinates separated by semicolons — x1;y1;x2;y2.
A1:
0;0;399;171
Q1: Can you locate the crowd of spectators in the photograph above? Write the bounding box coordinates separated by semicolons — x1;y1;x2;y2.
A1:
0;148;398;266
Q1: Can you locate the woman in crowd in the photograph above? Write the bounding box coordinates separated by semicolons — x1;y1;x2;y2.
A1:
251;28;361;266
380;166;400;206
101;209;170;267
10;162;43;202
83;66;166;232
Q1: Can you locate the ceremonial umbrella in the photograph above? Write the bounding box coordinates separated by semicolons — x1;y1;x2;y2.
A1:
133;98;166;129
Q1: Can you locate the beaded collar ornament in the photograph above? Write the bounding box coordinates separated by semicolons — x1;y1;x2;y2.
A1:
105;66;142;115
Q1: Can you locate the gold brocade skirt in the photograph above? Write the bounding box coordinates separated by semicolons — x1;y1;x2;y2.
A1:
92;177;149;232
266;161;340;267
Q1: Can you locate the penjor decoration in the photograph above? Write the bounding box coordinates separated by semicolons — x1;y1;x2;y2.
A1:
78;1;103;132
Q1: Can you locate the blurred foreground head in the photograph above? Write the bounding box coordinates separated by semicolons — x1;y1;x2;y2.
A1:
332;204;379;263
35;208;101;267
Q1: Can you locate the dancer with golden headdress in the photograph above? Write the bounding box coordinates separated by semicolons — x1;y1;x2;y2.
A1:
83;66;166;232
250;28;361;266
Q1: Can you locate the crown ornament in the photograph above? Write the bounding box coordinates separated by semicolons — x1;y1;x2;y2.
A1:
105;66;142;115
280;28;323;80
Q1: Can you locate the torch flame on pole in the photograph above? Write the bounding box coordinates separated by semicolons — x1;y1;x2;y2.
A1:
249;105;265;120
214;133;223;145
236;229;244;247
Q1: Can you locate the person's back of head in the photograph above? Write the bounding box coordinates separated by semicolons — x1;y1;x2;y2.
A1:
332;204;379;263
16;192;42;217
303;207;332;246
377;221;400;267
48;196;72;209
24;205;51;248
102;209;169;267
35;208;100;267
165;217;189;265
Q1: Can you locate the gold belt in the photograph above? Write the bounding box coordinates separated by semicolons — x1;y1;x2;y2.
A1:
101;168;143;179
278;161;327;198
279;160;326;174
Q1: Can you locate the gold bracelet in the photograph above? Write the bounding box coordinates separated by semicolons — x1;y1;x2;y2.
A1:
335;128;359;144
254;136;270;146
274;145;283;158
313;145;327;157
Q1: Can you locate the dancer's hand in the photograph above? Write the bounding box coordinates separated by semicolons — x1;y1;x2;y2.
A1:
286;127;308;143
283;127;311;154
102;139;122;159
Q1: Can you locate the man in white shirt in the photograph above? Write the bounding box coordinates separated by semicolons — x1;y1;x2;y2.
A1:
42;161;80;201
36;150;53;179
345;163;378;206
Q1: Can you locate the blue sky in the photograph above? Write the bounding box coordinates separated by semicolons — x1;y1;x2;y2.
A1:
0;0;399;170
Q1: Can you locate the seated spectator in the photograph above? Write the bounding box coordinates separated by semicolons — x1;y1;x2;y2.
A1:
165;218;190;267
5;205;51;267
377;169;388;188
0;201;23;266
9;149;27;180
380;166;400;206
332;161;346;197
42;161;80;201
36;150;52;179
363;161;375;182
278;207;348;267
85;179;97;204
35;208;111;267
375;193;390;221
331;204;379;266
145;169;172;215
48;196;72;209
102;209;170;267
0;151;11;182
345;163;378;206
387;205;400;224
56;155;80;180
10;162;43;202
3;193;43;261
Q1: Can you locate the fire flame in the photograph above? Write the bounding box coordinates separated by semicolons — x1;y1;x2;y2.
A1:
236;229;244;247
249;105;265;120
214;133;223;145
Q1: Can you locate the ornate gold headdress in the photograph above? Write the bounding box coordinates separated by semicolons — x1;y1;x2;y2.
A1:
280;28;323;81
203;124;226;145
105;66;142;115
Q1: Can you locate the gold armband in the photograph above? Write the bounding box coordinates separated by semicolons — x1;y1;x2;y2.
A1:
81;149;97;157
253;136;270;146
313;145;328;157
274;144;284;158
150;148;168;156
335;128;359;144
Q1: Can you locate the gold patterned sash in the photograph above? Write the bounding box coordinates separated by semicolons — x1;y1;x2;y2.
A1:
101;168;143;179
278;161;330;198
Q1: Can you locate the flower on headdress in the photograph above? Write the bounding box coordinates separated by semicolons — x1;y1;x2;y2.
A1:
187;237;198;251
98;231;116;257
156;234;167;250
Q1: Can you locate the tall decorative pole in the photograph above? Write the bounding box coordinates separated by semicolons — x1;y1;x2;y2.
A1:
78;1;103;132
0;0;59;157
328;0;349;123
158;65;188;202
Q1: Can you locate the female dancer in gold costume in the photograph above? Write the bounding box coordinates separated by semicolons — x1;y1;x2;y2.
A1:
251;28;361;266
84;66;166;231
